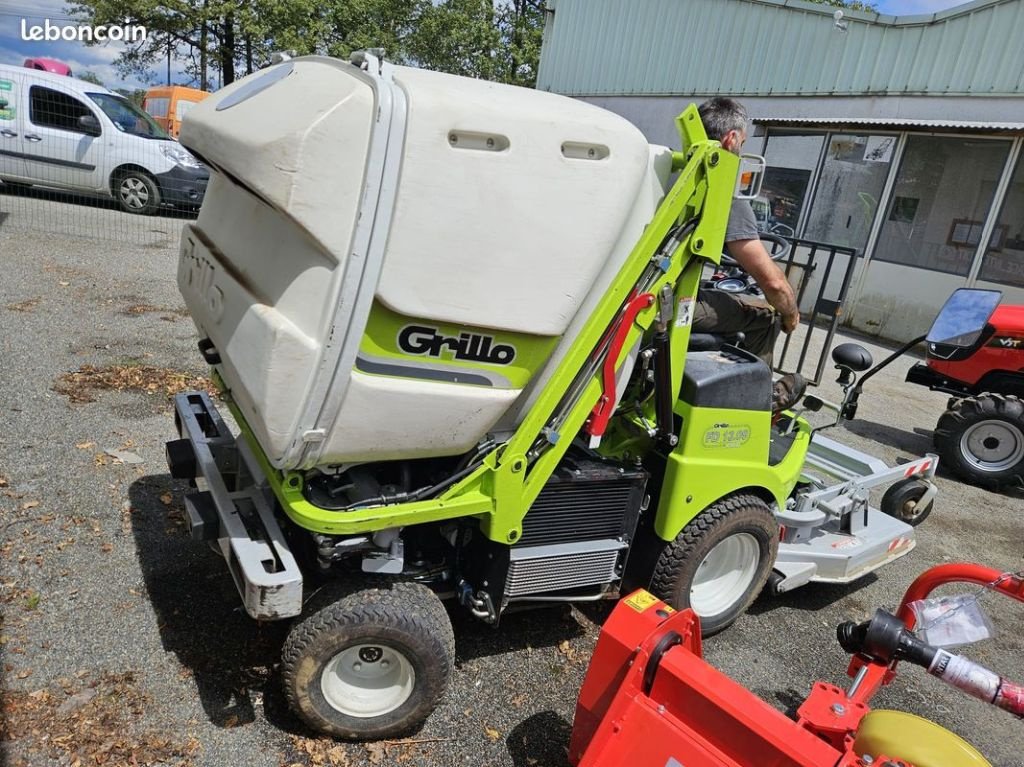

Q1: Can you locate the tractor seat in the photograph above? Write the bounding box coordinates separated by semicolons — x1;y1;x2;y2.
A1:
688;332;746;352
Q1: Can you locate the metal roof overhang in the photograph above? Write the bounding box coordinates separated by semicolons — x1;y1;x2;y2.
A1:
754;116;1024;133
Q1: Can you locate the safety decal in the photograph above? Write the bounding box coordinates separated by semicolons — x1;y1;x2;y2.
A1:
623;590;666;613
675;297;694;328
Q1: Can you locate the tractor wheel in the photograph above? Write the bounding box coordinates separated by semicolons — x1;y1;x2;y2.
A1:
934;394;1024;489
650;493;778;637
281;580;454;740
880;478;933;527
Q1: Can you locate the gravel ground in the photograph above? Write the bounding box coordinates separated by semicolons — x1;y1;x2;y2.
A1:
1;190;1022;767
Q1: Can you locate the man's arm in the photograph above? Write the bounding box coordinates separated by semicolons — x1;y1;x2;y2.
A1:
726;238;800;333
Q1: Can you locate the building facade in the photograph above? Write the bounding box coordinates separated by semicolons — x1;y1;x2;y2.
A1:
537;0;1024;341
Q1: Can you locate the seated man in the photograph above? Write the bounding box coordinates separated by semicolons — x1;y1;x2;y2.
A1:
694;97;806;411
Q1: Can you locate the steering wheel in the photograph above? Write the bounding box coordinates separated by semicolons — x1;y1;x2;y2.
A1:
720;232;792;267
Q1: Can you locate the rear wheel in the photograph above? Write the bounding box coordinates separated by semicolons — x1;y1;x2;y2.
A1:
934;394;1024;489
281;580;454;739
650;493;778;636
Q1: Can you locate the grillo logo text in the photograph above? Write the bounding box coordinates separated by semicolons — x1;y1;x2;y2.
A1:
398;325;516;365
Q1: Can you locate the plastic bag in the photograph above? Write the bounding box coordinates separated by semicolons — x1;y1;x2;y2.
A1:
908;593;994;648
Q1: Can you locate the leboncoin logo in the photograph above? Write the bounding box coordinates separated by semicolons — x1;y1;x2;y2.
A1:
21;19;147;43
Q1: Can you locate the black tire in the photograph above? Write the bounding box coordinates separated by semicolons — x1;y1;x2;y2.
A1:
934;394;1024;489
880;478;933;527
114;169;161;215
281;580;454;740
650;493;778;636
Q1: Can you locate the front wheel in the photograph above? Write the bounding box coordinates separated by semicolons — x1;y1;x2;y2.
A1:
880;478;934;527
115;169;161;215
281;580;455;740
650;493;778;636
934;394;1024;489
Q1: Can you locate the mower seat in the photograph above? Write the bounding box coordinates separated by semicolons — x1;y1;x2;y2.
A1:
688;332;746;351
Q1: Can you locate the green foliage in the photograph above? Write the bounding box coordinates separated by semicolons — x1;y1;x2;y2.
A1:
69;0;547;89
78;71;104;86
802;0;879;12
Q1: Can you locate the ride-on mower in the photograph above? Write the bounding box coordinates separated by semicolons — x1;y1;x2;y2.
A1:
834;288;1024;490
165;53;936;738
570;562;1024;767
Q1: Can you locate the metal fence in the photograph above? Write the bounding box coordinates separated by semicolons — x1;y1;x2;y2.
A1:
0;70;203;247
774;238;860;385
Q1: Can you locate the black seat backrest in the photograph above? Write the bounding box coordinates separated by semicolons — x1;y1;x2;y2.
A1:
688;332;746;352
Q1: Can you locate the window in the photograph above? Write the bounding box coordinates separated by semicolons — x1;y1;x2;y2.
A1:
761;132;824;236
175;99;198;121
87;93;167;139
873;136;1011;276
145;97;169;119
29;86;94;132
0;78;16;121
803;134;895;252
978;152;1024;288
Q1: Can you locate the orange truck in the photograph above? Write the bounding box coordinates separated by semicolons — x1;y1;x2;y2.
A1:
142;85;209;139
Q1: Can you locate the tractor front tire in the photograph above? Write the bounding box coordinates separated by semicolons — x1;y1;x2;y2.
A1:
650;493;778;637
934;394;1024;489
281;580;455;740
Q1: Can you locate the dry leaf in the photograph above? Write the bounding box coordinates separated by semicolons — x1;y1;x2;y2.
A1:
16;668;32;679
327;745;349;766
75;442;95;450
159;492;173;506
100;543;113;553
365;742;386;765
21;500;39;510
0;476;7;487
484;725;501;741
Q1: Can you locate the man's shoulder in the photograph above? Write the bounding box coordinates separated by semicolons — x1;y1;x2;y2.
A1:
725;198;759;243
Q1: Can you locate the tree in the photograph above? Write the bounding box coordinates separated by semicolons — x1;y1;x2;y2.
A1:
803;0;879;12
78;71;104;86
69;0;548;90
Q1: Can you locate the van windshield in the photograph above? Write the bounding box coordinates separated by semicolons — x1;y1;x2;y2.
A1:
87;93;169;139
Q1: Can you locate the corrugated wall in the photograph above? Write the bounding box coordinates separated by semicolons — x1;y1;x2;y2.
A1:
537;0;1024;97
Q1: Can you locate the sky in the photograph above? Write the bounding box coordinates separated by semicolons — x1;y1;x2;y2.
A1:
0;0;983;92
0;0;191;91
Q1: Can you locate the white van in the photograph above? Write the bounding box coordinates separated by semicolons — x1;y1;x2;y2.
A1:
0;64;207;214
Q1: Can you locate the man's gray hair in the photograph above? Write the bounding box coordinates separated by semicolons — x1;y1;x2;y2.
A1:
697;97;748;141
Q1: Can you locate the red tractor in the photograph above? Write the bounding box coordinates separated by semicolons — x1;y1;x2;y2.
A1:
843;289;1024;490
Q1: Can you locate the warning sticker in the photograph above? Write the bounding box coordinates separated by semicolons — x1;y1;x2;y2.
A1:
624;591;669;613
675;297;694;327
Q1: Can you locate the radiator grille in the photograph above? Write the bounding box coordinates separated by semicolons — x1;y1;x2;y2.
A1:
504;540;624;597
520;478;642;547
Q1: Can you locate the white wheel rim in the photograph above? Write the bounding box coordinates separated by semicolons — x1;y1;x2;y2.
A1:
120;177;149;209
321;644;415;718
690;532;760;617
960;419;1024;473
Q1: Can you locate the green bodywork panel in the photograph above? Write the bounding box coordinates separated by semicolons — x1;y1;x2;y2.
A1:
357;301;558;390
226;105;808;543
653;401;810;541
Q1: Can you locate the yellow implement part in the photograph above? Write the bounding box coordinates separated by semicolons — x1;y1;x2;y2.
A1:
854;710;991;767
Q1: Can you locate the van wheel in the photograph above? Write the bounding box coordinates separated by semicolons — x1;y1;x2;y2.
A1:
115;170;161;215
